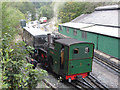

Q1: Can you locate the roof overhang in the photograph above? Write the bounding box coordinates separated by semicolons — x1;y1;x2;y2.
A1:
82;25;119;38
59;22;94;29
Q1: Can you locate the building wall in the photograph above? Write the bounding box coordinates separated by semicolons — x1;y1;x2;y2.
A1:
59;26;79;39
98;35;119;58
59;26;98;49
59;25;119;59
82;32;98;49
119;39;120;59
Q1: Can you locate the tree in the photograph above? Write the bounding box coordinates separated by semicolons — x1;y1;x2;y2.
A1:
2;2;25;49
58;2;117;23
7;2;36;21
36;2;54;20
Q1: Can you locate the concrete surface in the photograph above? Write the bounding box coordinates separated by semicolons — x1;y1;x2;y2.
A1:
92;60;119;88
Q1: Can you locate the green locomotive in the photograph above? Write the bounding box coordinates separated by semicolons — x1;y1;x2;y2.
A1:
23;27;94;82
48;38;94;81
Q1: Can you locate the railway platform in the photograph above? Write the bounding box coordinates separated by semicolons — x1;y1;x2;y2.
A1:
94;49;119;65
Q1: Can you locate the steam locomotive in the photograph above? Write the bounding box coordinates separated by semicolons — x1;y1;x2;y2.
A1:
23;26;94;82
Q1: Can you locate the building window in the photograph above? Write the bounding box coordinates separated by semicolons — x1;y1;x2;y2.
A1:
66;27;69;33
82;31;87;39
60;26;63;31
73;29;77;36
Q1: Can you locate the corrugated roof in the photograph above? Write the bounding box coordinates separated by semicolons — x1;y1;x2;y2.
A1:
95;5;120;11
71;5;119;27
82;25;119;38
78;10;119;27
68;5;120;38
71;14;88;23
23;27;52;36
55;38;86;46
59;22;94;29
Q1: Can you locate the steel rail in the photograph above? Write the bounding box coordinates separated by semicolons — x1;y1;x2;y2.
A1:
87;74;108;89
42;79;57;90
69;73;109;89
94;56;120;73
69;81;83;90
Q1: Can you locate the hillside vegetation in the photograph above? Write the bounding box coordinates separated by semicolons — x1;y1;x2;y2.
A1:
1;2;47;89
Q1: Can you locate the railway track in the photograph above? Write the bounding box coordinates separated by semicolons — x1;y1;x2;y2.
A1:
36;61;109;89
36;67;57;89
86;74;108;89
68;74;108;89
42;79;57;90
94;56;120;73
37;64;107;89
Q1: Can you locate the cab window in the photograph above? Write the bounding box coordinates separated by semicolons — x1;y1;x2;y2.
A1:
74;48;79;54
85;47;89;53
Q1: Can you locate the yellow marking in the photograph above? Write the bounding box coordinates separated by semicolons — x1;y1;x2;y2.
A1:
80;63;82;66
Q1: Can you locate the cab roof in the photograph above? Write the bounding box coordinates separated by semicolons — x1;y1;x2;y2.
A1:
55;38;91;46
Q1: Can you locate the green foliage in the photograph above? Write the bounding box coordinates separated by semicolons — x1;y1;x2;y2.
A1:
26;45;34;54
58;2;117;23
33;2;52;9
2;2;25;49
58;2;93;23
1;41;47;89
6;2;36;21
1;2;47;89
36;2;54;20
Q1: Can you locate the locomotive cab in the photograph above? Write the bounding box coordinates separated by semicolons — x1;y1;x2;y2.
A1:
48;38;94;81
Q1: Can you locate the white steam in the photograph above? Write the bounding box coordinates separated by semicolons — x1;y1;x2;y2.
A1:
49;2;65;32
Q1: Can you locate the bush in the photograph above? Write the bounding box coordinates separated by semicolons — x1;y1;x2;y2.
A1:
1;41;47;89
1;2;47;89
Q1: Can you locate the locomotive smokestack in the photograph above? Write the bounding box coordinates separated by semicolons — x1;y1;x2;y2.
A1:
47;33;52;46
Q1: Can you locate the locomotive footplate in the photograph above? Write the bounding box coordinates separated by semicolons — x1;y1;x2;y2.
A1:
66;73;88;80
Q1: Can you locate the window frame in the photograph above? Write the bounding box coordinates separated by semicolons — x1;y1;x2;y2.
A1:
82;31;87;39
85;47;89;53
73;48;79;54
73;29;77;36
66;27;69;33
60;26;63;32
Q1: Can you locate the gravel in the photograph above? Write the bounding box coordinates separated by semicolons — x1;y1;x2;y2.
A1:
36;63;74;89
91;61;119;88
